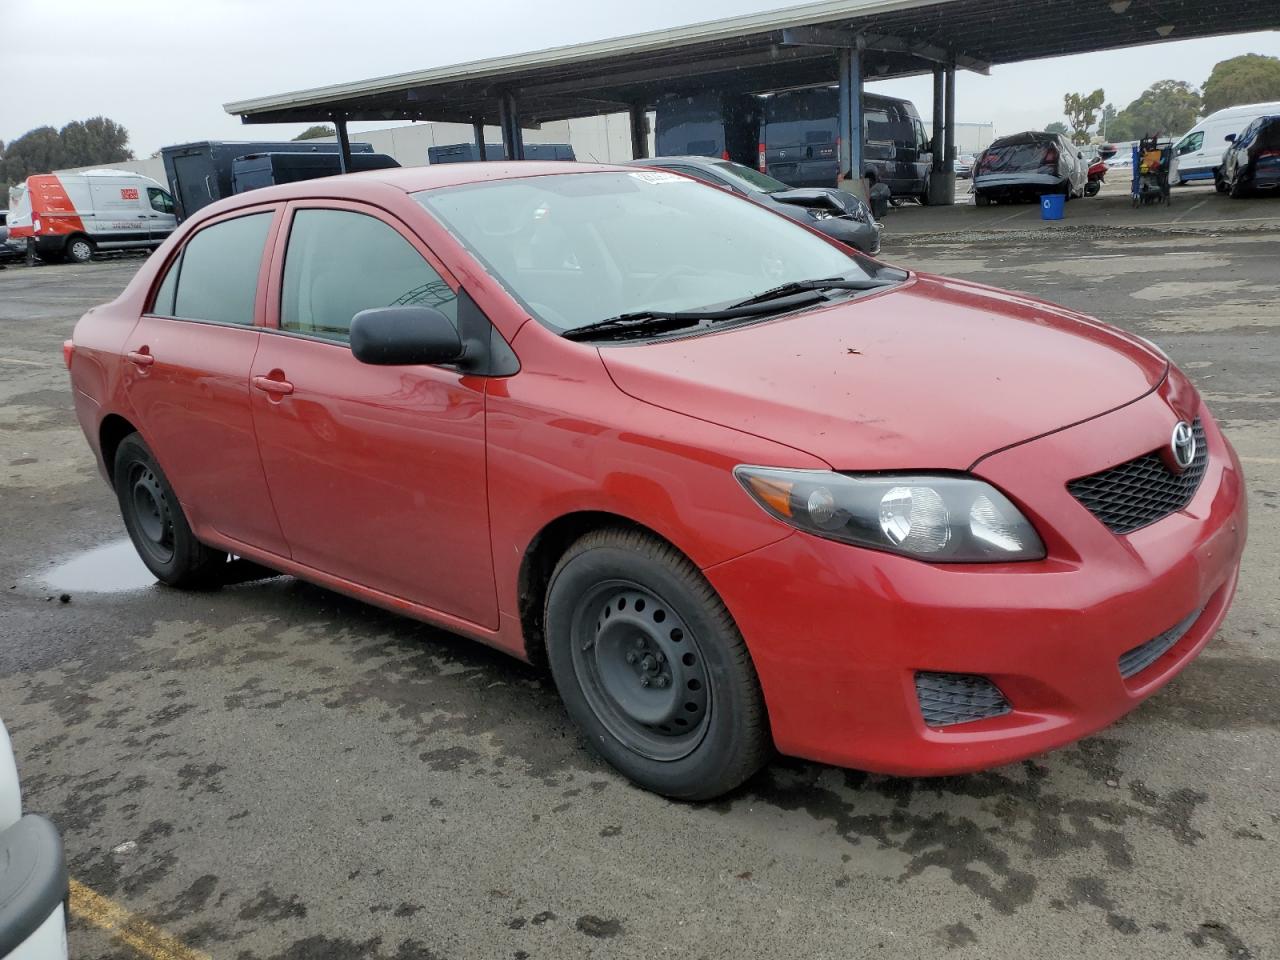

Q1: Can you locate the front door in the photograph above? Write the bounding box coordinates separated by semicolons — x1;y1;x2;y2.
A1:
249;202;498;628
123;207;289;554
145;186;178;243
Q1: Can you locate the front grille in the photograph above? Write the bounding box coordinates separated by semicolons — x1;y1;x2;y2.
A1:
1067;419;1207;534
915;672;1012;727
1118;607;1204;679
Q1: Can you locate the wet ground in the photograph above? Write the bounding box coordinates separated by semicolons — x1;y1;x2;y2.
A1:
1;221;1277;959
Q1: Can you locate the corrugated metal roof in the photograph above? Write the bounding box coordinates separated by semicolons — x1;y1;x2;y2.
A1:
225;0;1278;126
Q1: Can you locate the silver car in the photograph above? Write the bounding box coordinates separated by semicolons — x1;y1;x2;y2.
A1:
973;132;1088;205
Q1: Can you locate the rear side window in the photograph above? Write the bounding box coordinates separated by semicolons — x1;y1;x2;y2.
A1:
167;213;273;325
280;209;457;343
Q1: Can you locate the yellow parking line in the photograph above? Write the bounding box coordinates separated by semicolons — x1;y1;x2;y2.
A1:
69;879;211;960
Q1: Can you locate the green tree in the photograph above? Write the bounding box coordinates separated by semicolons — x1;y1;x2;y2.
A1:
1063;89;1106;144
1045;121;1069;135
1202;54;1280;113
59;116;133;168
1110;80;1202;140
293;124;335;141
0;126;64;188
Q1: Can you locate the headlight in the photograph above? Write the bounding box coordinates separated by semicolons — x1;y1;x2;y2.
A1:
734;467;1046;562
808;208;836;220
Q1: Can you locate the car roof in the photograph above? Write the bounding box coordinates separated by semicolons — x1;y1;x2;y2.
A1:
624;156;725;167
200;160;633;213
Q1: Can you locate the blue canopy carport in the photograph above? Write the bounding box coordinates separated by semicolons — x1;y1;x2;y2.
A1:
225;0;1279;203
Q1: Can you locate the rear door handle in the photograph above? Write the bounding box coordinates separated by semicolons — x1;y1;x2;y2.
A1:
126;350;154;367
253;375;294;396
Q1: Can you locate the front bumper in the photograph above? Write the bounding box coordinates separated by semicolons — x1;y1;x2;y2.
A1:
815;216;882;255
706;391;1247;776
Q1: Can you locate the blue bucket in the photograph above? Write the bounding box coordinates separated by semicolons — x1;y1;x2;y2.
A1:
1040;193;1066;220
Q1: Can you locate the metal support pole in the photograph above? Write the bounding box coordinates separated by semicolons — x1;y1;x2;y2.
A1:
334;116;352;174
629;104;648;160
931;66;945;174
498;92;525;160
473;120;487;161
837;47;863;194
939;61;956;203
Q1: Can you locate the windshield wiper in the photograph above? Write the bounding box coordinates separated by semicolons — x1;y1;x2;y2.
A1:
561;289;830;341
725;276;894;309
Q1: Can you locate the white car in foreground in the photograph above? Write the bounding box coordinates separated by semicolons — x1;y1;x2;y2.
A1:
0;721;67;960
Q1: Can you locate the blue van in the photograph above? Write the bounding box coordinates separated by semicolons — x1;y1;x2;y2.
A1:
653;92;762;167
760;89;933;199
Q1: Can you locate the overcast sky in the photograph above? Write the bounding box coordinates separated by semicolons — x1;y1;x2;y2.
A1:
5;0;1277;155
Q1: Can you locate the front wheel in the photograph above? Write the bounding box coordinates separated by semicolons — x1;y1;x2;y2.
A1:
545;529;770;800
114;434;228;588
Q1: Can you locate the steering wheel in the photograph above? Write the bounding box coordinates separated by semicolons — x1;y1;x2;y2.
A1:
637;263;706;303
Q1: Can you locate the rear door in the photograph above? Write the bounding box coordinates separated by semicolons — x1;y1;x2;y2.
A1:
123;205;289;554
248;201;498;628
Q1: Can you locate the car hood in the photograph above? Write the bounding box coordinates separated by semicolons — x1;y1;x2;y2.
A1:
600;274;1168;470
768;187;860;215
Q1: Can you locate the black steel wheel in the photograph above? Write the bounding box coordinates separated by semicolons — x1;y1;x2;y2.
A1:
114;434;227;588
570;582;711;762
545;528;770;800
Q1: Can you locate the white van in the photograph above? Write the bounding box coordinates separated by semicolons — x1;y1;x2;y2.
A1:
5;170;176;263
1171;101;1280;184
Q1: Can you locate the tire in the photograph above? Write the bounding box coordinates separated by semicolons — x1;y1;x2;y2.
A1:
1214;172;1228;194
113;434;228;588
1228;175;1248;199
975;192;992;207
544;528;770;800
64;235;94;264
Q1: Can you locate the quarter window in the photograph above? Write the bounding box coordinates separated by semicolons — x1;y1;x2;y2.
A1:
167;213;273;325
280;209;457;343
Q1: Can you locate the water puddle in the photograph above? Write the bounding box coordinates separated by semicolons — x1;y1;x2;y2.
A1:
37;541;282;595
42;540;157;593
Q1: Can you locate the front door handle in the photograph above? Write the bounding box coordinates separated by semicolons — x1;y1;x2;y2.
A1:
126;350;155;367
253;375;294;396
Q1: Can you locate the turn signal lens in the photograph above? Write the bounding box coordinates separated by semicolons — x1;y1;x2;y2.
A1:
735;467;1045;563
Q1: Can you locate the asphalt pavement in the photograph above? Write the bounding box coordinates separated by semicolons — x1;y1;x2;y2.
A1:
0;212;1277;960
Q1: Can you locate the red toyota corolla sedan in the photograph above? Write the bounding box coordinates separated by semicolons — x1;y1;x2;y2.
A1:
65;163;1246;800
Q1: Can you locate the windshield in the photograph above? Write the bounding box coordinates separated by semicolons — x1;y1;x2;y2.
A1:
415;171;868;332
711;161;793;194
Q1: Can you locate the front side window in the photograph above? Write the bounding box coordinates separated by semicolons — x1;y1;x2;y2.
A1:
1177;131;1204;155
416;171;868;333
280;209;457;343
148;188;175;214
166;212;272;325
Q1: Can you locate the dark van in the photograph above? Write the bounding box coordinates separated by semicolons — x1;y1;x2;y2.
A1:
654;92;761;167
761;89;933;199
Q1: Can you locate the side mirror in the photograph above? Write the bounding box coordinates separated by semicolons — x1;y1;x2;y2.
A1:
1224;133;1236;142
1077;151;1085;159
350;306;465;366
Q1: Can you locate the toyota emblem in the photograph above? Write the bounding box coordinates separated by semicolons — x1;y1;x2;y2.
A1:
1170;421;1196;472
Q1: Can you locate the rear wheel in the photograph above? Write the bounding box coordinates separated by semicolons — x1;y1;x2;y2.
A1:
545;529;770;800
975;192;992;207
114;434;228;588
64;235;93;264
